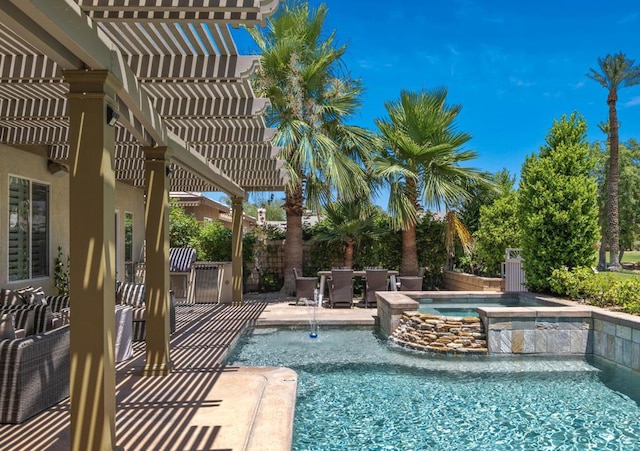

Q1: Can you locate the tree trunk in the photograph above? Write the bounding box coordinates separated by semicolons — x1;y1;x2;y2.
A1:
597;233;607;270
282;184;304;295
401;178;420;276
401;225;418;276
344;238;354;268
607;89;621;270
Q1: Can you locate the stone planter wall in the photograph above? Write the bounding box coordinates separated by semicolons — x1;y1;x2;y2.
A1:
389;312;487;354
443;271;504;291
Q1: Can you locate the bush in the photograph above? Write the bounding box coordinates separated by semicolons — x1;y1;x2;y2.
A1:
199;220;232;261
475;191;521;277
548;266;640;313
548;266;597;299
518;113;599;292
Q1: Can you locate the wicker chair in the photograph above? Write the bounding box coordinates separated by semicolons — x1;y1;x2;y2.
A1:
363;269;388;308
328;269;354;308
398;276;423;291
293;268;318;305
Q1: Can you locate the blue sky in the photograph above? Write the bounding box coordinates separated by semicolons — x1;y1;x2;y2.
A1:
213;0;640;208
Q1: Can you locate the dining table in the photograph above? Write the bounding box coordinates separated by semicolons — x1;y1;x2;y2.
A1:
316;269;399;300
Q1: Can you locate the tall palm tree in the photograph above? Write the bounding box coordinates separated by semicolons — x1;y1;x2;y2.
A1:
587;53;640;270
248;2;373;293
371;88;484;275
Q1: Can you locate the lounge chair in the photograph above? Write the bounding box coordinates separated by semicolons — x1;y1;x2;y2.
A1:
399;276;423;291
363;269;388;308
328;269;354;308
293;268;318;305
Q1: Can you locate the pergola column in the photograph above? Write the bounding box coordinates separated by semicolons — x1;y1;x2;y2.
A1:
142;146;173;376
64;69;119;451
231;196;244;304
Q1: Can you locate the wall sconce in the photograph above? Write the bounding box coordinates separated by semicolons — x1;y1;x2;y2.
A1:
106;104;120;127
166;165;174;177
47;159;69;176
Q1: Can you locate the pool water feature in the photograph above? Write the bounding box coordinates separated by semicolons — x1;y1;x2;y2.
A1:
228;327;640;450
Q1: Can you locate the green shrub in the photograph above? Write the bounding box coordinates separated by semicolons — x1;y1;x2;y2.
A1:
259;268;283;292
547;266;640;313
518;113;599;292
475;191;521;277
548;266;596;299
199;220;232;261
609;280;640;312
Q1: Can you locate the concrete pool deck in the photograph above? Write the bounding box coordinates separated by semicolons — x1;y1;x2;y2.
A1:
0;295;377;451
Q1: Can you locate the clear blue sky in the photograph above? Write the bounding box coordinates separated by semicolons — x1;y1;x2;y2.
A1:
210;0;640;209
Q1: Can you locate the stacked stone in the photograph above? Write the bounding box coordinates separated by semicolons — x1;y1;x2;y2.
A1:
389;311;488;354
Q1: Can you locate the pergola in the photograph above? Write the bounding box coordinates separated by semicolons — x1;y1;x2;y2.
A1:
0;1;282;449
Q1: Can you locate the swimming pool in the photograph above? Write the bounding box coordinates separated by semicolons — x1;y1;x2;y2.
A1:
416;295;557;317
228;327;640;450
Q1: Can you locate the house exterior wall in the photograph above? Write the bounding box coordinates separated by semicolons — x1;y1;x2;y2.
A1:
115;182;145;281
0;144;146;291
0;144;70;293
182;203;222;223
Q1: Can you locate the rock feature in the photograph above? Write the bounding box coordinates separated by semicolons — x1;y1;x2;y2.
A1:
389;311;488;354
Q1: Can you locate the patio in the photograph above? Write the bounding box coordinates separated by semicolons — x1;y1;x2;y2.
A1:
0;300;295;451
0;294;377;450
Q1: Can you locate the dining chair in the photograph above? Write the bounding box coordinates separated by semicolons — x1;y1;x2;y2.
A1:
328;268;354;308
363;269;388;308
293;268;318;306
398;276;423;291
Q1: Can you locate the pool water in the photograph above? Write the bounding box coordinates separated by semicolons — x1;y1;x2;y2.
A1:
228;327;640;450
417;296;553;317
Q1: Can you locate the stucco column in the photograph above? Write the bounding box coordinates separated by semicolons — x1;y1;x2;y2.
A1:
142;146;173;376
231;196;244;304
64;69;119;451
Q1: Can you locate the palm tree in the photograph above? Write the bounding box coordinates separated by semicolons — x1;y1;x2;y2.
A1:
587;53;640;270
248;3;373;293
371;88;484;276
312;199;384;268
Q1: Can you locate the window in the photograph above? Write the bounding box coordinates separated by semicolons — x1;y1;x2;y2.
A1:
124;212;134;282
8;176;50;281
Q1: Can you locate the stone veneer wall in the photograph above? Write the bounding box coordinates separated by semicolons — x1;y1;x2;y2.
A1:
592;310;640;372
389;312;487;354
479;307;592;355
443;271;505;291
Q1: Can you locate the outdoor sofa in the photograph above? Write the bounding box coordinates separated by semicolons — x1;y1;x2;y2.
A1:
0;288;71;424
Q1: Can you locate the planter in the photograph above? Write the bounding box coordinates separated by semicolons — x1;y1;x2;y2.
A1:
443;271;504;291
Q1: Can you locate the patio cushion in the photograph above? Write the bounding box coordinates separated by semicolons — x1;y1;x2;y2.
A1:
0;305;52;336
169;247;197;272
0;314;15;340
45;295;70;313
117;282;145;308
0;288;27;307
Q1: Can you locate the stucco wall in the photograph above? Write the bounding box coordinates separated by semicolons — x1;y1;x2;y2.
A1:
443;271;505;291
0;144;69;293
115;182;145;281
1;144;146;291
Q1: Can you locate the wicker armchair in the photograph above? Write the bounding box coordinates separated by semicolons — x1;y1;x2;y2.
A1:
328;269;354;308
0;325;70;423
293;268;318;305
